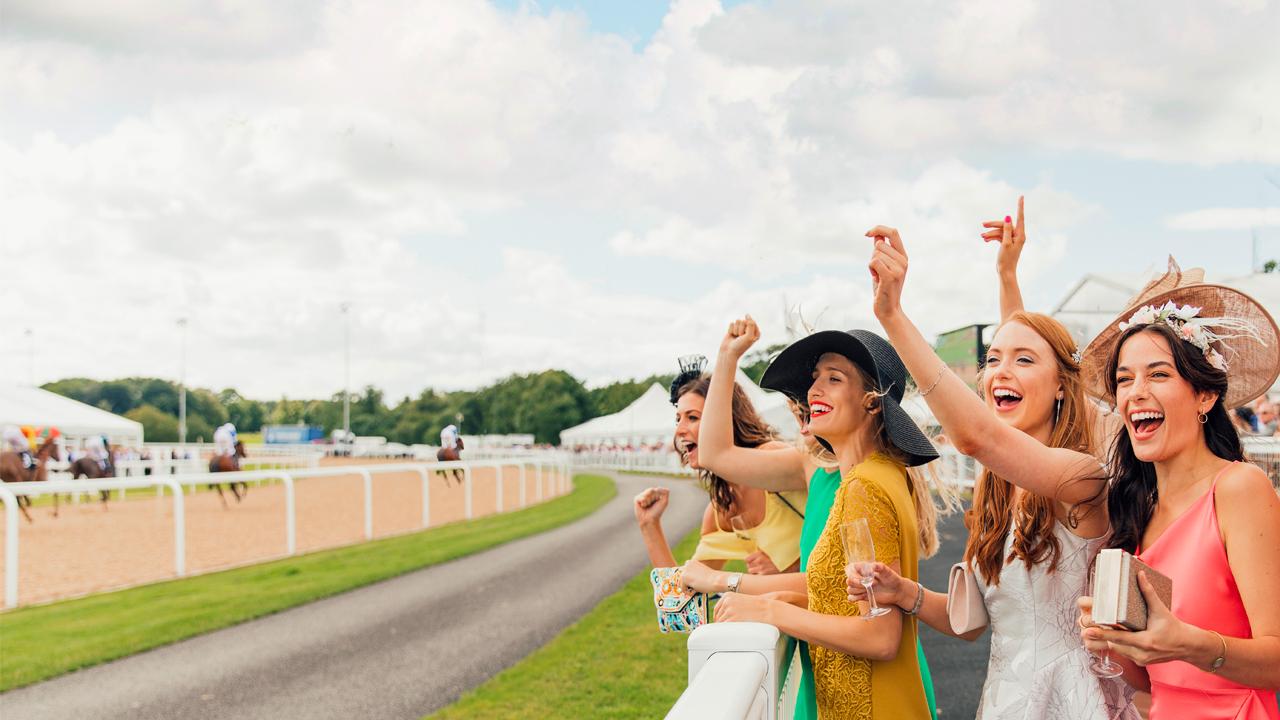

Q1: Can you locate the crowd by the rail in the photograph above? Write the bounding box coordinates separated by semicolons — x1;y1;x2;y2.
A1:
634;200;1280;720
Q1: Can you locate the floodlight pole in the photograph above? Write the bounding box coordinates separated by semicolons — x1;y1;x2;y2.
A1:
177;317;188;443
341;302;351;439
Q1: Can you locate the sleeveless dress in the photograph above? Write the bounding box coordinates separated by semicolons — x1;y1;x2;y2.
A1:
1138;465;1280;720
974;520;1137;719
806;454;930;719
793;467;937;720
692;489;807;570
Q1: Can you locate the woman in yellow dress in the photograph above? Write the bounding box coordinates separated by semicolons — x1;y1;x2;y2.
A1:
713;316;953;720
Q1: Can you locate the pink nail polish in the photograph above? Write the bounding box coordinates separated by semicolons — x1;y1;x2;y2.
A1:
1004;215;1012;224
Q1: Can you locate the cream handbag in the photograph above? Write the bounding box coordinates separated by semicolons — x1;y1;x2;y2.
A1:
946;562;989;634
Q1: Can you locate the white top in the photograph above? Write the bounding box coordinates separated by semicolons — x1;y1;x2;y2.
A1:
440;425;459;450
974;519;1137;720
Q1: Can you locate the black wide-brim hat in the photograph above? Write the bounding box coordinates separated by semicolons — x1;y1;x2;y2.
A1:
760;329;939;467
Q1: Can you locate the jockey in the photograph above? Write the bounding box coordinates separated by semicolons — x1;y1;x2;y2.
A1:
85;435;110;471
440;424;460;451
3;425;34;470
213;423;238;457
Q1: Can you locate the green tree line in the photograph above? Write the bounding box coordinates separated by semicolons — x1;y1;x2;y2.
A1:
41;347;782;446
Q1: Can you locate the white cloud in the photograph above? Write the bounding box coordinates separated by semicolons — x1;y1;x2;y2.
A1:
0;0;1272;401
1166;207;1280;231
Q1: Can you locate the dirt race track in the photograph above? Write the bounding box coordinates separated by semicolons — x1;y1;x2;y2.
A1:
0;459;567;606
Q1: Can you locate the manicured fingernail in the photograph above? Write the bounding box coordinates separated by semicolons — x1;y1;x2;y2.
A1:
1004;216;1012;223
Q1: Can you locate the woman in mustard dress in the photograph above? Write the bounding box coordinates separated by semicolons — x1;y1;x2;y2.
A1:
711;316;954;720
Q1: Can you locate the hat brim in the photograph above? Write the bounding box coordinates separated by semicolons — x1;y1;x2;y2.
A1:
1081;283;1280;409
761;331;939;467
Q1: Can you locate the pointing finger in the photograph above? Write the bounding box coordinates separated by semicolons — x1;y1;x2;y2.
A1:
1016;195;1025;235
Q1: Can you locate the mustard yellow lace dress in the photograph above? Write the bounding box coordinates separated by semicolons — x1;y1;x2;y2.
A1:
805;453;929;720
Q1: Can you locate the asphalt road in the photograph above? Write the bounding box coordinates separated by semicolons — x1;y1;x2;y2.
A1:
0;472;706;720
919;510;990;719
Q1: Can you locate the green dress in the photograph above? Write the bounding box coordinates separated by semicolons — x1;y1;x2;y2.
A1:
794;468;937;720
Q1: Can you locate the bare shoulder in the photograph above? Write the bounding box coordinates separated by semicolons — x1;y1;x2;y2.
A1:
1215;462;1280;515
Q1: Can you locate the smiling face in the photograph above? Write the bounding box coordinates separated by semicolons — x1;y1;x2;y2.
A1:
674;391;704;469
807;352;874;449
1114;329;1215;462
981;321;1062;440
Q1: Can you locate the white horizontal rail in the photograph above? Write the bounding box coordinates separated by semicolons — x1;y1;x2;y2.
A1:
668;623;794;720
0;457;571;610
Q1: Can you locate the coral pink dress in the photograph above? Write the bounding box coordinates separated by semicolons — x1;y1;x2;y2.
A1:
1138;464;1280;720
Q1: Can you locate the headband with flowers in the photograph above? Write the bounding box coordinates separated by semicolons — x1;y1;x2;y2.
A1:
1117;300;1263;371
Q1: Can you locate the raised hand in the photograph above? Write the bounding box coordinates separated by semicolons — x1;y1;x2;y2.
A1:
981;195;1026;278
866;225;910;320
632;487;670;527
720;315;761;360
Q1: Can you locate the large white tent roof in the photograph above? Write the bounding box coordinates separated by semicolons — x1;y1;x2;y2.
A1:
0;384;144;445
560;370;798;447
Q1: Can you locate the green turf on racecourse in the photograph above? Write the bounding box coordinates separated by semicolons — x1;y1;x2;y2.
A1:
429;527;734;719
0;474;614;692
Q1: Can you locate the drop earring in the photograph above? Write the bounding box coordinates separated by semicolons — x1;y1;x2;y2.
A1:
1054;397;1062;426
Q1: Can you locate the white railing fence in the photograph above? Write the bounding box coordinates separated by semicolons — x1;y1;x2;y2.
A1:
667;623;798;720
570;445;982;489
0;455;572;610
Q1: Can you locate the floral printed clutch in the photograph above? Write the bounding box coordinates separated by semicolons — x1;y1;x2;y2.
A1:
650;567;708;634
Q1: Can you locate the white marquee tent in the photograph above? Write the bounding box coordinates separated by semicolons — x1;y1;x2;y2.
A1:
559;370;798;448
0;384;144;448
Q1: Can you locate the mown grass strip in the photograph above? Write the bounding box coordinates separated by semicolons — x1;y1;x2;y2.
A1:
430;527;728;719
0;473;614;692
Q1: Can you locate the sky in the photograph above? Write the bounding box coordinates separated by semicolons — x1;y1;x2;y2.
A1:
2;0;1278;402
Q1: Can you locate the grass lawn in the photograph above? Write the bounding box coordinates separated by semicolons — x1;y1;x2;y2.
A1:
430;527;731;719
0;473;614;692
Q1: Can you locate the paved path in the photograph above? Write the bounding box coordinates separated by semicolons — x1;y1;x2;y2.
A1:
919;510;990;719
0;472;705;720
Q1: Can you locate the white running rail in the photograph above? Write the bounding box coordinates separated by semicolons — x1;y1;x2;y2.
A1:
667;623;797;720
0;456;572;610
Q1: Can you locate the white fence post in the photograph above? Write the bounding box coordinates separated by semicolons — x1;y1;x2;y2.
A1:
359;468;373;541
0;486;18;609
160;478;185;577
415;465;430;529
464;464;473;520
281;472;296;555
667;623;791;720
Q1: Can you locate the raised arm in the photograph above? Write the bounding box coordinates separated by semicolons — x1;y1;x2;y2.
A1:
981;196;1026;322
866;226;1104;504
699;316;809;492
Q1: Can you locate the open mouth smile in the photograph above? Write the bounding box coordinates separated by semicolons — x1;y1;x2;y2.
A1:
992;387;1023;412
1129;409;1165;441
810;402;833;419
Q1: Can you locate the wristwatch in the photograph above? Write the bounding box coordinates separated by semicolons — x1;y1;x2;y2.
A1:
725;573;743;593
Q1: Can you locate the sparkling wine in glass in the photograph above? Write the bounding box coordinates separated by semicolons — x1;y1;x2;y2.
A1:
1086;571;1124;678
730;514;757;553
841;518;891;620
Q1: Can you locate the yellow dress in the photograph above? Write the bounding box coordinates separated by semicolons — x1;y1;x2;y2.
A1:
805;453;928;720
691;490;806;571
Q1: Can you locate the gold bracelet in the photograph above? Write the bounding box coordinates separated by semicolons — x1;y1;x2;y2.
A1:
1207;630;1227;673
919;365;947;397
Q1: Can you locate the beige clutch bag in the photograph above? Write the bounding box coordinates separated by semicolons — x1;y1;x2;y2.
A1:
946;562;989;634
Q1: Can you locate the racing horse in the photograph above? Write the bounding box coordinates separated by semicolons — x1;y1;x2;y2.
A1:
0;433;62;522
208;440;249;507
436;436;464;486
69;453;116;509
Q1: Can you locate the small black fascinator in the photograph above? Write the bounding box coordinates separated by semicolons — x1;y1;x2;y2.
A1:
668;354;707;405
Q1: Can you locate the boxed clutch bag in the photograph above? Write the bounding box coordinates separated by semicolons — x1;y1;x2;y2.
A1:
1090;548;1174;631
650;567;708;634
946;561;989;634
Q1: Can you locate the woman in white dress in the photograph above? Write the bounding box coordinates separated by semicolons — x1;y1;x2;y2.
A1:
848;202;1137;719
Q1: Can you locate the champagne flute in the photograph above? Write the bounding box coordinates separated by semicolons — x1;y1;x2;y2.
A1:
730;514;757;553
1086;570;1124;678
841;518;891;619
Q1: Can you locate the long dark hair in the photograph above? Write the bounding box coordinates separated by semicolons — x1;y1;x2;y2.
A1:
673;376;776;514
1105;322;1244;552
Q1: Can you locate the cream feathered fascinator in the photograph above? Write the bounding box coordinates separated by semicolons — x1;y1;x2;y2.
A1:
1080;257;1280;409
